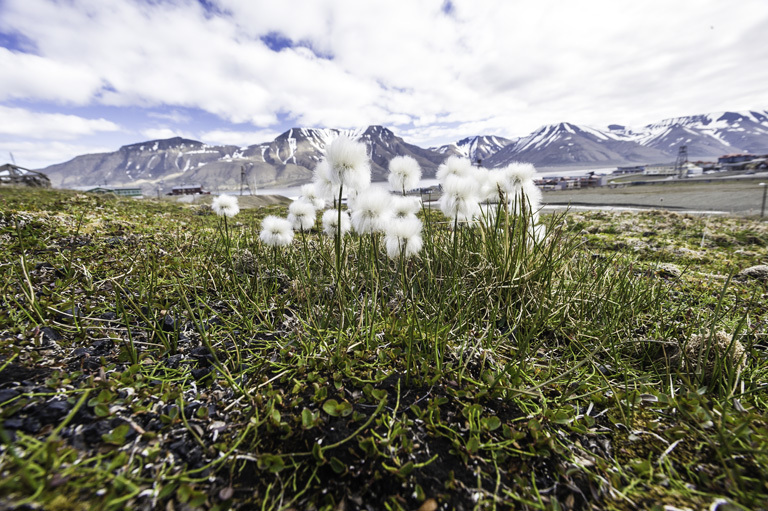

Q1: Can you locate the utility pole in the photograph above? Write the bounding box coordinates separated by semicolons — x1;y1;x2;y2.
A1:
675;145;688;179
760;182;767;218
240;165;245;196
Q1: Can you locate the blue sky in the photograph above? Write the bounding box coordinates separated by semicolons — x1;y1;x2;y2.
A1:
1;0;767;169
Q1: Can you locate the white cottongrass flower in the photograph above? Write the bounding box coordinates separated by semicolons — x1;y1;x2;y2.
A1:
391;195;421;218
388;155;422;193
325;136;371;192
349;188;393;234
439;175;481;222
385;216;423;260
211;194;239;218
321;209;352;237
287;199;316;231
436;156;473;182
259;216;294;247
300;183;326;210
502;162;542;214
479;168;506;202
503;162;536;192
312;160;340;202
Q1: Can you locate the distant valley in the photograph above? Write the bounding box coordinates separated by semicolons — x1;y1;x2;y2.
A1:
37;109;768;192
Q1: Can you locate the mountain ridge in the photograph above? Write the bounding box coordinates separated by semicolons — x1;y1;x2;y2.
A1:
37;109;768;191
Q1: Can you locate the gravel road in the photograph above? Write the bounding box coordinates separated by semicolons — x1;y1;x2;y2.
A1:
542;177;768;215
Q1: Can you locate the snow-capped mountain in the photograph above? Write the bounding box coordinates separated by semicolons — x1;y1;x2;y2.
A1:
483;110;768;167
41;126;446;191
44;137;243;189
37;108;768;191
636;110;768;155
484;122;669;168
431;135;513;163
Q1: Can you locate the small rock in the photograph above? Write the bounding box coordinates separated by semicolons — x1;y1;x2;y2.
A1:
676;330;746;382
418;499;438;511
57;306;81;323
41;326;63;342
161;314;177;332
737;265;768;282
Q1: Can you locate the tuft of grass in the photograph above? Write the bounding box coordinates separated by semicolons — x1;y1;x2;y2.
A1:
0;186;767;510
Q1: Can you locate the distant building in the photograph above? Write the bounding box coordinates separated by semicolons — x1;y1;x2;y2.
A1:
614;165;645;175
691;160;717;171
718;154;755;165
718;153;768;171
168;185;210;195
536;173;606;189
87;186;142;197
644;163;677;176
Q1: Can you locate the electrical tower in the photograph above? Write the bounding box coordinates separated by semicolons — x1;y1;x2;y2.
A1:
675;145;688;179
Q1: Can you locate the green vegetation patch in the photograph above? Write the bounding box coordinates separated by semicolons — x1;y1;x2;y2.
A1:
1;187;767;510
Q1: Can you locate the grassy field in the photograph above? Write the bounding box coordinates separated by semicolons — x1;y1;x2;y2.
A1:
1;186;767;510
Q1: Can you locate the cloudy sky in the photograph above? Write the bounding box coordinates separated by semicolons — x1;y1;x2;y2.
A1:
2;0;767;169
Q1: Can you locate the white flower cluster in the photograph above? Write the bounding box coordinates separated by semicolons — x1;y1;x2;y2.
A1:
258;139;546;254
259;136;424;259
436;157;545;240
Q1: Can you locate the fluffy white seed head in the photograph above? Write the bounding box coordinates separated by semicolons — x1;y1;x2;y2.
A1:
321;209;352;237
300;183;326;210
259;215;294;247
349;188;393;234
384;216;423;260
325;136;371;191
388;155;422;192
439;175;481;221
507;181;543;215
287;199;316;231
480;169;507;202
436;156;473;182
391;195;421;218
503;162;537;193
211;194;240;218
498;162;541;214
312;160;340;201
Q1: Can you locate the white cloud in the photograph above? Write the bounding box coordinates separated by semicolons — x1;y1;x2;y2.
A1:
0;105;120;139
0;139;113;170
1;0;767;151
0;48;102;104
148;110;193;124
